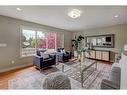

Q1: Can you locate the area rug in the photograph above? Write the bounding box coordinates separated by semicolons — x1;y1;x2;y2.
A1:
65;62;111;89
8;62;111;89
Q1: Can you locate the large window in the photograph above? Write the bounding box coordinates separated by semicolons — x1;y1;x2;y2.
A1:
47;32;56;49
37;31;46;50
21;29;36;57
21;28;64;57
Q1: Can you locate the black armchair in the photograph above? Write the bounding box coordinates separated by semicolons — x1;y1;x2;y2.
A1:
57;48;72;62
32;53;56;71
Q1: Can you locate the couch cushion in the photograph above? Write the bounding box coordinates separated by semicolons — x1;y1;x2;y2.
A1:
40;52;49;59
109;67;121;86
44;58;52;61
112;67;121;73
120;53;127;89
36;50;46;56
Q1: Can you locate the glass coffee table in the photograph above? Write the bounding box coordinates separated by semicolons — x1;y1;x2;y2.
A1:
62;58;97;87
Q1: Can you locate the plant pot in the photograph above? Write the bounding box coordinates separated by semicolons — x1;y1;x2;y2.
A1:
78;54;81;62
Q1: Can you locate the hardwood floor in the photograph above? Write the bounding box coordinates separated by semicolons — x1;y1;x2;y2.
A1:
0;65;37;89
0;61;111;89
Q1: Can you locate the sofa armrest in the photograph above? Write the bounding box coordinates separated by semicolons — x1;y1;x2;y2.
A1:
49;54;55;58
101;79;120;89
66;51;71;54
49;54;56;61
66;51;69;54
66;51;72;58
33;54;43;58
32;55;43;69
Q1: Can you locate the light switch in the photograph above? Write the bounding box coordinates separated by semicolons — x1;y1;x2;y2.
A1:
0;43;7;47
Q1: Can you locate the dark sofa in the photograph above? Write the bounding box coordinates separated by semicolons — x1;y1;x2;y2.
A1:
32;51;56;71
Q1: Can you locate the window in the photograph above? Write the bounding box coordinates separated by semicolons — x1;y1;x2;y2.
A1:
47;32;56;49
37;31;46;50
21;29;36;57
21;27;64;57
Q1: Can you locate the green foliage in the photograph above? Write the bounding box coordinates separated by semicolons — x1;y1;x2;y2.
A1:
72;35;84;50
81;48;91;55
72;35;91;57
21;33;27;48
21;33;36;48
30;39;36;48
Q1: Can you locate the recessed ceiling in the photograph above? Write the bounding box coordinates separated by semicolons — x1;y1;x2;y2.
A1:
0;6;127;32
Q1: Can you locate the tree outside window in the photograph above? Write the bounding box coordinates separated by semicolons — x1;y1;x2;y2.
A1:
21;29;64;57
47;32;56;49
37;31;46;49
21;29;36;57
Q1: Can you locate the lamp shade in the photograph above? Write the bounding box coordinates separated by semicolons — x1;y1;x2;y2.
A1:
124;44;127;51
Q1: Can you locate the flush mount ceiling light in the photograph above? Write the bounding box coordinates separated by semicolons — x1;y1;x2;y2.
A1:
68;9;82;19
114;15;119;18
16;7;22;11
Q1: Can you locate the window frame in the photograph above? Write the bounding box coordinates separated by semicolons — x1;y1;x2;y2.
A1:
20;26;64;58
20;27;37;58
36;31;47;50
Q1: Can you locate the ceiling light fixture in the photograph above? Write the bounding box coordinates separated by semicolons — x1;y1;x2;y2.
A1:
16;8;22;11
68;9;82;19
114;15;119;18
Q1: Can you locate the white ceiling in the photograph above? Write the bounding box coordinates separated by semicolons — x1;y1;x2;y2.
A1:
0;6;127;32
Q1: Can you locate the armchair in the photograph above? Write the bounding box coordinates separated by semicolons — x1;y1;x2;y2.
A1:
57;48;72;62
32;52;56;71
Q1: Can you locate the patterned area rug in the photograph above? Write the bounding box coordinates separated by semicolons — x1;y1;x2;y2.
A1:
65;63;111;89
8;61;111;89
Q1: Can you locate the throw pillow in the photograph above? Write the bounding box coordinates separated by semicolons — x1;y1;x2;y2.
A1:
43;54;49;59
63;49;66;54
40;52;44;57
40;52;49;59
60;50;63;53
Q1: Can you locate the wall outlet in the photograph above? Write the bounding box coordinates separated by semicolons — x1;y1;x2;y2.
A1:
11;60;15;64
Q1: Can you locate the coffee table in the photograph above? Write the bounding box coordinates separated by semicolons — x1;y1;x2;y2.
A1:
62;58;97;87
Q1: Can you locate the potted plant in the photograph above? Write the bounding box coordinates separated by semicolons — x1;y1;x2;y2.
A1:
72;35;84;57
72;35;90;62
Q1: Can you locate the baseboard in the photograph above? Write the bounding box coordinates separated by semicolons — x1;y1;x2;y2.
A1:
0;63;32;73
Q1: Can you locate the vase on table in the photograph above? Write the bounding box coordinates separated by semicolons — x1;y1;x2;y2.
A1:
74;51;78;58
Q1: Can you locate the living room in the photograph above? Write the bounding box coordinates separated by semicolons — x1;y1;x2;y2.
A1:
0;5;127;90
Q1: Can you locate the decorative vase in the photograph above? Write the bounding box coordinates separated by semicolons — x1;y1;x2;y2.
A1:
74;51;78;57
78;54;81;62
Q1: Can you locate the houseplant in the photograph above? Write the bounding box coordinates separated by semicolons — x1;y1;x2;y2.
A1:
72;35;90;62
72;35;85;57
